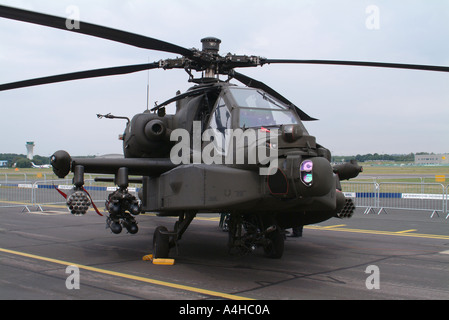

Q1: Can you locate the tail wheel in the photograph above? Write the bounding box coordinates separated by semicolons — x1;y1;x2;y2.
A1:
153;226;170;259
263;227;284;259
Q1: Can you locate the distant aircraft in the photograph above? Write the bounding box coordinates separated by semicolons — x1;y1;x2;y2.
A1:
31;162;51;169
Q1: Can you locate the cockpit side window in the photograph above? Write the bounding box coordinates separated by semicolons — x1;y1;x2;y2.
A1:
208;97;232;154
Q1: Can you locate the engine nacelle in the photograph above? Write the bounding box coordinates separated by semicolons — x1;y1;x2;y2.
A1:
333;160;363;181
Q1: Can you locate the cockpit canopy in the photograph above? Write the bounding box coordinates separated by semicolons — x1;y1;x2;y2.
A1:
228;87;301;129
207;86;308;133
205;85;310;155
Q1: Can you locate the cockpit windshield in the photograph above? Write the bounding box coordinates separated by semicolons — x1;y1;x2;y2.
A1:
229;87;300;128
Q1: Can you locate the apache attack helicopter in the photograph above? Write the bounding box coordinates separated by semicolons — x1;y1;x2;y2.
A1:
1;5;448;259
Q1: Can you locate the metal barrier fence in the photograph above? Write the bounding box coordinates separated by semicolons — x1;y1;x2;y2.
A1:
1;179;448;218
341;181;448;218
0;179;138;213
0;172;98;183
447;184;449;219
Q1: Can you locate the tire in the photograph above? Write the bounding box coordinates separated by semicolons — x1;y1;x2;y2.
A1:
263;227;284;259
153;226;170;259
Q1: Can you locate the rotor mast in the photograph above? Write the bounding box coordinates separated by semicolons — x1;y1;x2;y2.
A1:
201;37;221;78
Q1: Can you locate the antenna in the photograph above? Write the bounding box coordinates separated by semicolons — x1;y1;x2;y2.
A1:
146;58;150;111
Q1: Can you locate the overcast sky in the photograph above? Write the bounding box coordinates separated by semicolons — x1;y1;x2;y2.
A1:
1;0;448;157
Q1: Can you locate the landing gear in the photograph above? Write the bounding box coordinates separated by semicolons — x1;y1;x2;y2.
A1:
150;212;285;259
227;213;285;259
263;227;284;259
152;211;196;259
153;226;170;258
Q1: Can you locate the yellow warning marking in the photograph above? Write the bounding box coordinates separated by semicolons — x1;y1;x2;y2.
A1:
152;258;175;265
142;254;153;261
142;254;175;265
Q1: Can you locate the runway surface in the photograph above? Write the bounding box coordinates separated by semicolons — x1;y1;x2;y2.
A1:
1;205;449;301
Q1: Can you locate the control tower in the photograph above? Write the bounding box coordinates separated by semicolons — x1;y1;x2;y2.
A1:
26;141;35;160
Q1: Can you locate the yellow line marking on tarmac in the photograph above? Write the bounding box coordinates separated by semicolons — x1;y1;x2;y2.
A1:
395;229;417;234
320;224;346;229
196;217;220;222
305;226;449;240
0;200;33;205
0;247;253;300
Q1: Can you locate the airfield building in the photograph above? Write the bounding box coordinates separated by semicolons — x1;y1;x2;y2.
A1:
26;141;35;160
414;154;449;165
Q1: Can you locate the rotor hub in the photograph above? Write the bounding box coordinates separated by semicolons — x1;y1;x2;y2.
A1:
201;37;221;54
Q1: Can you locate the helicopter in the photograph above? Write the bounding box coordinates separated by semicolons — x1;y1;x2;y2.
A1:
1;5;448;259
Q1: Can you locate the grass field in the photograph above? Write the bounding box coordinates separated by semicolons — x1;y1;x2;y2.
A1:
0;168;79;183
1;167;55;177
360;164;449;175
358;164;448;183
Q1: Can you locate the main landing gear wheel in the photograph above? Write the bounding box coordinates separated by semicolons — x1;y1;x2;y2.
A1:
151;211;196;259
263;226;284;259
153;226;170;259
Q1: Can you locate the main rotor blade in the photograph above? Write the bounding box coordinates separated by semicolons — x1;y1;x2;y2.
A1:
0;5;194;57
263;59;449;73
0;62;160;91
230;71;317;121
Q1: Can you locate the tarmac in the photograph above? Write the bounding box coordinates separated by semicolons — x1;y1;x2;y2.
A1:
1;205;449;302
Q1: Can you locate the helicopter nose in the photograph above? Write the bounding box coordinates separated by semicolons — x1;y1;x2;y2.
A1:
296;157;334;197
